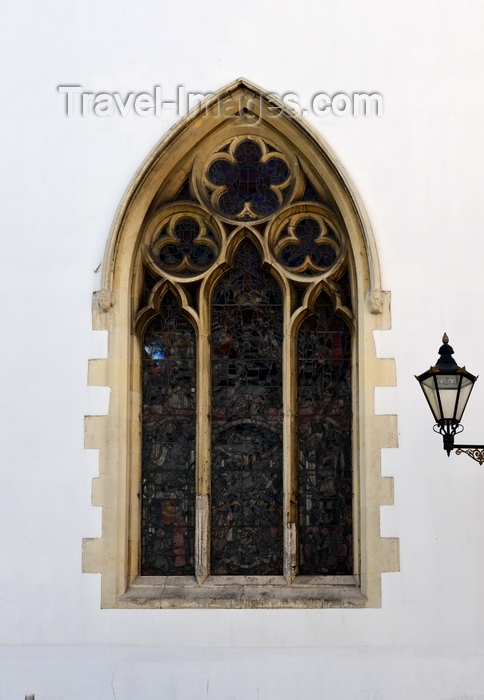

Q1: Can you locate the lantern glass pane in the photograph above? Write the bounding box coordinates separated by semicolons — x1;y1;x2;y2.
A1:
435;374;460;421
455;376;475;423
420;376;442;422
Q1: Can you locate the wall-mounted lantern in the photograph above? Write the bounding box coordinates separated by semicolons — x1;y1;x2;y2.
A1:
415;334;484;464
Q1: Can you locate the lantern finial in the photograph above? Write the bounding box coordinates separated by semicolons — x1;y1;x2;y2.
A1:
442;333;449;344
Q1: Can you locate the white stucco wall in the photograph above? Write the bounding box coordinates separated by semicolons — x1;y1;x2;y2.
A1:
2;0;484;697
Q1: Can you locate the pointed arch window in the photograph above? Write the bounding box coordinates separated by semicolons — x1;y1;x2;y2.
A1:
84;81;398;608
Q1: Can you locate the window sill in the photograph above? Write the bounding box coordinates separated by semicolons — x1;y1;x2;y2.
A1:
116;575;366;609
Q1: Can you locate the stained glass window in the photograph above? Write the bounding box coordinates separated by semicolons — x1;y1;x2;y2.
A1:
207;140;289;219
141;292;196;575
138;133;355;585
211;240;284;575
297;293;353;575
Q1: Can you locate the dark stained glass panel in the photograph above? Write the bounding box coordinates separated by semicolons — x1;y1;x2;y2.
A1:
279;218;337;272
297;293;353;575
141;269;159;309
207;140;289;219
338;269;352;312
302;179;323;203
141;292;196;575
157;217;216;274
211;239;283;575
175;178;195;201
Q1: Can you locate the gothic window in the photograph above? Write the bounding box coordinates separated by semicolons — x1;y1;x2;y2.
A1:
84;80;399;608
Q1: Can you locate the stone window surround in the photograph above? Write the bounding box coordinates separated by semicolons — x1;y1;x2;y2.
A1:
83;79;399;609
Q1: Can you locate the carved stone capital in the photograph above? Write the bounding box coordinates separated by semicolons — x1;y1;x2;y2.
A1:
368;289;383;315
94;288;114;312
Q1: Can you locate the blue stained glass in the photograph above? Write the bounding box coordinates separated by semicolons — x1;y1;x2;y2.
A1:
144;342;165;361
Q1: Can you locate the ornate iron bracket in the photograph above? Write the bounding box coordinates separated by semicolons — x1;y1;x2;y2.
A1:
454;445;484;465
433;427;484;464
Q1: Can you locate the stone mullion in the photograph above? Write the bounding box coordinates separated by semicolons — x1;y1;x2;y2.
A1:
283;306;298;583
195;295;211;584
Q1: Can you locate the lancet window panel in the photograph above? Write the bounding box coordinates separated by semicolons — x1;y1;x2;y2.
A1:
141;292;196;576
211;239;284;576
297;292;353;576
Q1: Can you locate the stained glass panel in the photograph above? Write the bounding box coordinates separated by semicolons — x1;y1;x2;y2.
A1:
207;140;289;219
279;218;337;272
157;217;216;275
211;239;283;575
338;269;352;312
297;293;353;575
141;269;158;309
175;178;195;202
141;292;196;575
302;179;323;202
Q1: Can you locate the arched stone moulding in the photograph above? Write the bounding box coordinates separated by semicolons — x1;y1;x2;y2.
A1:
84;78;399;609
